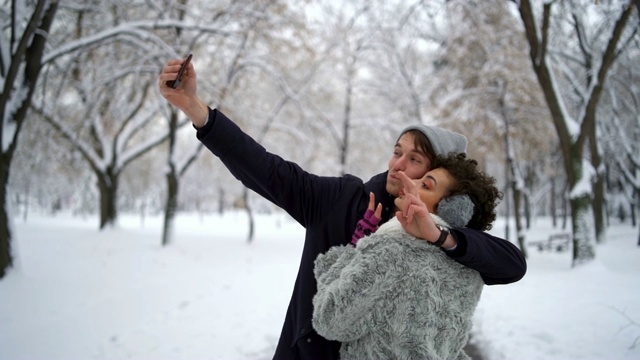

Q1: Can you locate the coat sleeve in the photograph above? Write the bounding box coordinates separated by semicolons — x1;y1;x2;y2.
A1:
313;245;357;286
312;239;392;342
196;108;357;228
447;228;527;285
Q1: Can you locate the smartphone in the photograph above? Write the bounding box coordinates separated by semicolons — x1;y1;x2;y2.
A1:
167;53;193;89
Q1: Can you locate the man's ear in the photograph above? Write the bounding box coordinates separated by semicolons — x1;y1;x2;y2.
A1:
437;195;474;228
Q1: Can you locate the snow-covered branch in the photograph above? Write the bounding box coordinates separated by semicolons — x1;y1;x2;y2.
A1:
118;120;171;171
42;20;232;65
30;105;105;172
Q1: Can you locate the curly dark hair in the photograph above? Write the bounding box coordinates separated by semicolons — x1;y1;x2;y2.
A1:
431;153;503;231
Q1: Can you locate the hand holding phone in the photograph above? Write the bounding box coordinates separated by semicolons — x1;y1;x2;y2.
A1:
166;53;193;89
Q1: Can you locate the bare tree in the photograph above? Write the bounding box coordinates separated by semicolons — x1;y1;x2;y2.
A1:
32;79;171;229
497;83;527;257
177;1;315;243
363;1;446;127
427;1;554;249
0;0;59;278
159;0;194;246
604;76;640;245
516;0;637;265
599;30;640;240
307;3;375;176
26;0;242;234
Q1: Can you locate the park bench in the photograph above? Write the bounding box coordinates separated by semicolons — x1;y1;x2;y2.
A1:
528;233;572;252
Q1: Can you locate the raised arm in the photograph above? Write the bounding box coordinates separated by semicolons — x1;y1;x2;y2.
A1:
395;170;526;285
444;229;526;285
397;192;526;285
158;58;356;229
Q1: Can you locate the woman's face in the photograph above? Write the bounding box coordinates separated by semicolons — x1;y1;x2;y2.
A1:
394;168;454;213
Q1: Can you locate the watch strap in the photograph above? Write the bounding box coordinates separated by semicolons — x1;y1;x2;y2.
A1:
433;227;450;247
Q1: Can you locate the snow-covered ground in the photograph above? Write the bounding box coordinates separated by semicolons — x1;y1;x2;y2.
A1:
1;211;639;360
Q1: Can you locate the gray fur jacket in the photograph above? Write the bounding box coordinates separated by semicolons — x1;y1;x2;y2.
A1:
312;216;484;360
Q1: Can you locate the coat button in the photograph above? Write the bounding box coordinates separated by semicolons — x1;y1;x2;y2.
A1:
307;338;312;343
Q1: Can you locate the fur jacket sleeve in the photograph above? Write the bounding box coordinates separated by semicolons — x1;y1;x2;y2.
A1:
312;217;484;360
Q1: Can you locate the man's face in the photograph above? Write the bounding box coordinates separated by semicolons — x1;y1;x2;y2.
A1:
386;132;432;197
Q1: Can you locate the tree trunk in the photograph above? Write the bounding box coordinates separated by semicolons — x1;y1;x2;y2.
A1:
218;187;225;215
590;123;606;243
162;109;179;246
569;151;596;266
243;188;255;243
500;83;512;243
512;179;527;259
524;192;531;229
505;109;526;256
97;171;118;229
0;1;60;279
592;174;606;243
562;186;569;230
139;201;146;227
604;165;611;227
632;189;638;228
162;166;179;246
503;184;511;242
551;178;557;228
0;156;12;278
22;180;30;222
570;195;596;266
524;164;532;229
340;65;354;177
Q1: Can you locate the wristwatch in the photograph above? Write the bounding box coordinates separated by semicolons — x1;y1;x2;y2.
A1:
433;224;450;247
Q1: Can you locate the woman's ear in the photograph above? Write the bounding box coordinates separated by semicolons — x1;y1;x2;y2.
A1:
436;195;474;228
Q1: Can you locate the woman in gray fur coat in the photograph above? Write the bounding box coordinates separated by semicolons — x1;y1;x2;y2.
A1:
312;153;502;360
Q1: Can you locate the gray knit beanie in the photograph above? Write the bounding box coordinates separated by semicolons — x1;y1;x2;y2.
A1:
399;125;468;156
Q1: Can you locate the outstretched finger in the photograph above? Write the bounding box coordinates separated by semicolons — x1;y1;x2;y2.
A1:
406;203;416;224
398;171;418;197
368;192;376;211
374;202;383;219
400;192;415;217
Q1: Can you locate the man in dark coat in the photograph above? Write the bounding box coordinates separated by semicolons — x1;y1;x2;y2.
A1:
159;58;526;360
